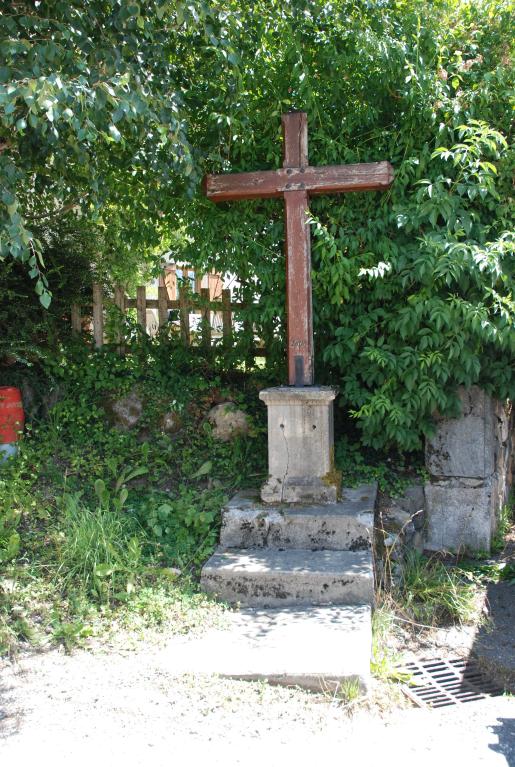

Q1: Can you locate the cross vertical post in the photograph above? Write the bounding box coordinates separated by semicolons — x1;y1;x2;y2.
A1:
203;111;394;504
203;111;393;391
282;112;313;386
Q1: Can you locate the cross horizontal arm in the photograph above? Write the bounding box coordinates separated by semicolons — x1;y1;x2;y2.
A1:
204;161;393;202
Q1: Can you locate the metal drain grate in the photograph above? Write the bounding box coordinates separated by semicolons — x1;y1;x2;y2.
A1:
400;658;504;708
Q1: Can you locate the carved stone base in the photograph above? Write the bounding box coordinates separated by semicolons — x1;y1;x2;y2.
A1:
259;386;339;504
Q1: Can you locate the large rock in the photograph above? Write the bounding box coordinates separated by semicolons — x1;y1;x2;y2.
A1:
109;390;143;430
207;402;250;441
160;410;182;435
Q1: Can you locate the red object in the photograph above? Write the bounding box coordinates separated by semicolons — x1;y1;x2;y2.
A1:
0;387;25;443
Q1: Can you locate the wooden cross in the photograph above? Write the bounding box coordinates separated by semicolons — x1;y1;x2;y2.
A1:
204;112;393;386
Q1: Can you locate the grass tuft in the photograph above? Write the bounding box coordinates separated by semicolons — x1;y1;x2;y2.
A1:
394;551;480;625
56;492;143;603
492;497;514;553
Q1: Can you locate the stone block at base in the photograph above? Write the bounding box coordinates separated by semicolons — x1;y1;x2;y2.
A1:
424;479;495;553
424;386;513;553
201;547;374;608
261;476;338;504
220;486;376;550
160;604;372;693
259;386;339;504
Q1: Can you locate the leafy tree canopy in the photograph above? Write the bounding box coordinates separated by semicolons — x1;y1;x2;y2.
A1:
0;0;221;302
1;0;513;449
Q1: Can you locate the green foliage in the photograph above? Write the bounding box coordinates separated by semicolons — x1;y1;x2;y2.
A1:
0;467;32;563
2;0;513;449
371;606;410;683
0;341;265;653
458;559;515;584
395;551;480;625
334;435;423;496
0;1;222;298
0;215;102;365
320;120;514;450
57;487;144;604
51;616;93;653
0;593;34;656
492;497;514;553
139;487;226;569
171;0;514;450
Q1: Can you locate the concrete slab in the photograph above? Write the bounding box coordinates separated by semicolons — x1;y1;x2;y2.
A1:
200;547;374;607
159;604;372;692
220;485;376;551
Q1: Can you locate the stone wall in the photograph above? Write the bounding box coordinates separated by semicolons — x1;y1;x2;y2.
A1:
424;387;513;553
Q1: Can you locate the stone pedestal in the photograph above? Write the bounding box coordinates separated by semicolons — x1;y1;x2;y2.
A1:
259;386;339;504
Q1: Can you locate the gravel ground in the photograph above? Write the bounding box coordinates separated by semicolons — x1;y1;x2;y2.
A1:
2;529;514;766
1;634;514;767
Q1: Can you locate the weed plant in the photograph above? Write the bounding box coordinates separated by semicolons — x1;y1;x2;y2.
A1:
395;551;479;625
492;498;514;553
57;491;143;602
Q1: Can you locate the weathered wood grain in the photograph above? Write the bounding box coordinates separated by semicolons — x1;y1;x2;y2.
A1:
179;286;190;346
71;303;81;333
284;190;313;385
282;111;308;168
158;285;168;327
204;110;394;386
92;283;104;349
201;287;211;349
222;288;232;345
204;161;393;202
136;286;146;331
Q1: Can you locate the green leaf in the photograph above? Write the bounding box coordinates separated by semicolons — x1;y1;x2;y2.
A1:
39;291;52;309
94;479;106;499
191;460;212;479
108;125;121;142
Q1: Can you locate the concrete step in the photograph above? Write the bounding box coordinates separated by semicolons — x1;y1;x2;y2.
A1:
200;547;374;608
159;604;372;693
220;483;377;551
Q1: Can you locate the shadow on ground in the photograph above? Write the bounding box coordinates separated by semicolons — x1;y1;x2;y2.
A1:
471;527;515;693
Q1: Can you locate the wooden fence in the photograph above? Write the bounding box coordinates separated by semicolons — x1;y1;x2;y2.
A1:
71;283;265;356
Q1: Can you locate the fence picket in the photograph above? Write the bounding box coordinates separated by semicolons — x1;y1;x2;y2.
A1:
222;289;232;346
92;283;104;349
113;286;126;354
200;287;211;349
71;303;81;333
179;287;190;346
136;286;146;331
158;286;168;328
